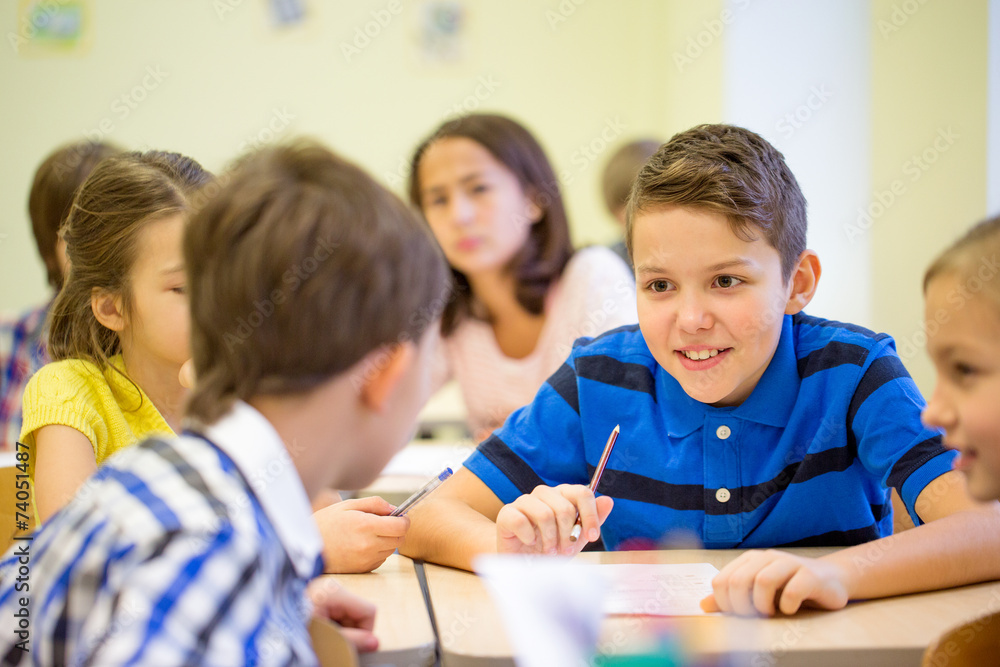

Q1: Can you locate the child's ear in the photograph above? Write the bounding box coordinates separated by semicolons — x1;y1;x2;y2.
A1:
91;288;126;332
784;250;822;315
523;189;544;224
526;199;543;224
358;342;416;413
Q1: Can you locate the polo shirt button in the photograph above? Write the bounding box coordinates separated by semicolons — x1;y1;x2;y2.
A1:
716;488;731;503
716;425;731;440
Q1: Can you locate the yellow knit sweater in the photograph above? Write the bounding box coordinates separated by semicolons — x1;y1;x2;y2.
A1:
20;354;174;474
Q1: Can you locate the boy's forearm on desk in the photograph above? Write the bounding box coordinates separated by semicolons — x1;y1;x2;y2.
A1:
400;498;496;571
825;504;1000;600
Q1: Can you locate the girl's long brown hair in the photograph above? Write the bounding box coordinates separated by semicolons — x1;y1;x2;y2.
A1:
47;151;212;374
408;114;574;335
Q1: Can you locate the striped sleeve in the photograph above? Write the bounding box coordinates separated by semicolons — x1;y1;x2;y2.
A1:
848;338;955;525
464;357;591;504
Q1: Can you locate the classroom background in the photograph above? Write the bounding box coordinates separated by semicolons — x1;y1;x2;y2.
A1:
0;0;996;395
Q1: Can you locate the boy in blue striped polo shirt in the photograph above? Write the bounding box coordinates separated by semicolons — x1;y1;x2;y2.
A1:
402;124;1000;616
0;142;449;663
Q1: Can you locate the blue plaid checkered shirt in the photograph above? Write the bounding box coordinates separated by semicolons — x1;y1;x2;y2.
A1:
0;401;324;665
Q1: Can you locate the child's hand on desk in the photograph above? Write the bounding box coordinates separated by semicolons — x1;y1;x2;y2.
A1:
700;549;849;616
307;578;379;653
495;484;614;556
313;496;409;573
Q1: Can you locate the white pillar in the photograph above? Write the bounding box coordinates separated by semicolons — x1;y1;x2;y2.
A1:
723;0;872;327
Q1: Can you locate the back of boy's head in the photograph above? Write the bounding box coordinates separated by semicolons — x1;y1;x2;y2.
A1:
625;124;807;281
185;141;450;424
28;141;121;290
924;213;1000;298
601;139;661;217
48;151;213;367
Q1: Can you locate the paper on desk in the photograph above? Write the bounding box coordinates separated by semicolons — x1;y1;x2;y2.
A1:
603;563;719;616
474;555;607;667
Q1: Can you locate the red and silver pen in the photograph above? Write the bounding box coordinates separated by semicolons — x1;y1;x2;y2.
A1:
569;424;619;542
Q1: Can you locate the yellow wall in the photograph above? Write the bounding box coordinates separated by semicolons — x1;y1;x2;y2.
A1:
0;0;723;313
871;0;990;393
1;0;992;401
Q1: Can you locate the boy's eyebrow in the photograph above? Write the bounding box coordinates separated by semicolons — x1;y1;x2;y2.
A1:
634;263;665;275
160;264;185;275
707;258;755;272
634;258;755;275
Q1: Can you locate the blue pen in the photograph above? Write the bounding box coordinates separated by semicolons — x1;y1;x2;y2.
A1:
390;467;454;516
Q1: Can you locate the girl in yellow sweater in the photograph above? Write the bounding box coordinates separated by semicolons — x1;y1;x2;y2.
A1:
21;151;212;522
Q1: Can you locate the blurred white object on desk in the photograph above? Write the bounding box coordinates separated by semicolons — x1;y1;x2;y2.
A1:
416;380;469;440
359;439;475;506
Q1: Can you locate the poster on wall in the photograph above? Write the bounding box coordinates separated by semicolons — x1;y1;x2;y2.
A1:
12;0;90;57
269;0;306;29
414;1;466;66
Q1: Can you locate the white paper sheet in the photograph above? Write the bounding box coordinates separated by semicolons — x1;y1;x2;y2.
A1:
602;563;719;616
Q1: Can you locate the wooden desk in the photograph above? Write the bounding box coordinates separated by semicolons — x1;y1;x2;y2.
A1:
322;554;436;667
423;548;1000;667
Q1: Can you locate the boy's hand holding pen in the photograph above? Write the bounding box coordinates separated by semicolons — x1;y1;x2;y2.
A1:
495;425;619;556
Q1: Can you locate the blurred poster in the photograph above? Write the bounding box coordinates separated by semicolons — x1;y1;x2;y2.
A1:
269;0;306;28
13;0;89;57
416;1;466;65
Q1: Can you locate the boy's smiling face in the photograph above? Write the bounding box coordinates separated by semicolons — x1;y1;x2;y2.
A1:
633;206;807;407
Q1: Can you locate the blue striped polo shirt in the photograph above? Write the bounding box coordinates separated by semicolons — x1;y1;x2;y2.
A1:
465;313;954;550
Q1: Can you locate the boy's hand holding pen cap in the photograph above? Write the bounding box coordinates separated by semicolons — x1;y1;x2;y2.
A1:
390;467;453;517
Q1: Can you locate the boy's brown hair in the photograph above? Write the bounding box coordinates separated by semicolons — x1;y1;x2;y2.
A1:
408;113;573;335
48;151;212;371
626;124;807;281
924;213;1000;296
185;141;449;424
601;139;661;217
28;141;121;290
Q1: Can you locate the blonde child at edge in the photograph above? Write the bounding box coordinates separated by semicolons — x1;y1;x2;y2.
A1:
923;214;1000;503
21;151;211;522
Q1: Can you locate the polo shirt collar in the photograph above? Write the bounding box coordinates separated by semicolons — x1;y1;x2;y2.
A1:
201;400;323;579
657;314;799;435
